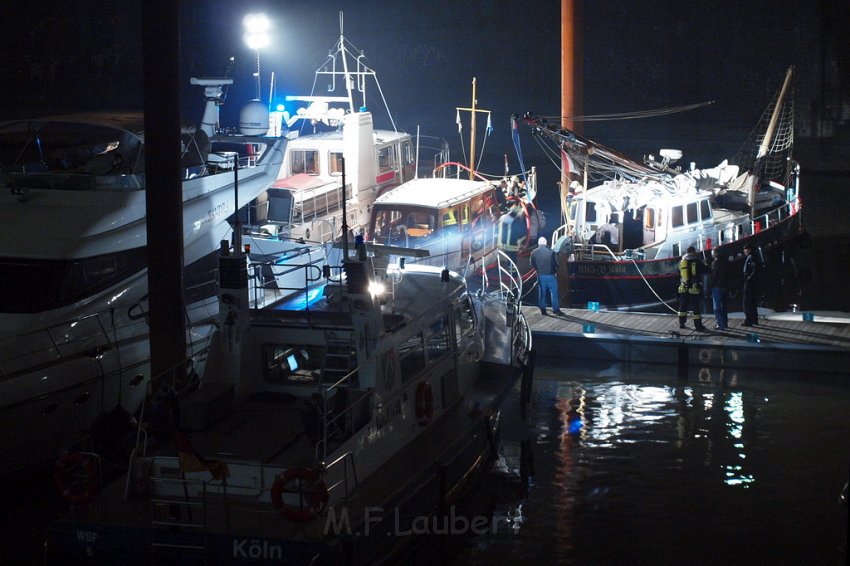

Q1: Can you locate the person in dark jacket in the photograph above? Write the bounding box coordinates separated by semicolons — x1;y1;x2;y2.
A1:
742;243;760;326
531;236;562;316
709;248;731;330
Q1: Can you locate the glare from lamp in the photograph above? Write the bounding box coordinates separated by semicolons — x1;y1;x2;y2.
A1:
368;281;385;297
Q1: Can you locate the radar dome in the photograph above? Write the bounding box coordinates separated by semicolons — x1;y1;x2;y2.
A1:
239;100;269;136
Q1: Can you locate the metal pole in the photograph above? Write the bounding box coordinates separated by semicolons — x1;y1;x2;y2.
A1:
341;157;349;260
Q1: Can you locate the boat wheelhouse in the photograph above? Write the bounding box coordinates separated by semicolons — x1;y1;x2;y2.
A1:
367;177;504;270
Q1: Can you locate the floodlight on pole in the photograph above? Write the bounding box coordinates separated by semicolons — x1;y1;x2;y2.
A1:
243;13;271;100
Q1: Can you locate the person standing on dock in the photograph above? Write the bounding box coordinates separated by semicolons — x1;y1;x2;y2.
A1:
742;243;760;326
531;236;562;316
709;248;731;330
678;246;705;330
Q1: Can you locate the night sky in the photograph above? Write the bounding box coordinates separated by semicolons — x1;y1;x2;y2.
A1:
2;1;848;182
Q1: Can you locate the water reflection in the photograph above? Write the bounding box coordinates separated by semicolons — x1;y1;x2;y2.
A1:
453;361;849;565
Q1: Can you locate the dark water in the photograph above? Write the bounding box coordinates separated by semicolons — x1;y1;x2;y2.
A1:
448;361;850;565
3;364;849;565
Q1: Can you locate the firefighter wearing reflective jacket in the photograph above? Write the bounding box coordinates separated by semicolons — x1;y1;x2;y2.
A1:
678;246;705;330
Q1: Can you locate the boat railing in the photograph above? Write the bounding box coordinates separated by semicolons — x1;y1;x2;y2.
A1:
292;182;345;224
322;451;360;504
462;248;523;302
0;312;112;381
317;367;371;463
246;258;325;310
143;457;302;532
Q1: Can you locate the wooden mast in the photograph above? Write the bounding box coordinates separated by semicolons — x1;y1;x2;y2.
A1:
456;77;491;180
470;77;478;180
750;66;793;217
560;1;582;199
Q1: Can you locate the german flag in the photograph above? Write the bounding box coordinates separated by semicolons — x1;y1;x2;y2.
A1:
174;429;229;480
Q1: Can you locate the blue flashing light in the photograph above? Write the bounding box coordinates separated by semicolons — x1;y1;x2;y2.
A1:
568;417;583;435
359;106;367;113
277;284;326;311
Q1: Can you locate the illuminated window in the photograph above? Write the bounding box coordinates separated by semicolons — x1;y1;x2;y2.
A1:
644;208;656;229
377;146;396;172
329;151;343;176
291;149;319;175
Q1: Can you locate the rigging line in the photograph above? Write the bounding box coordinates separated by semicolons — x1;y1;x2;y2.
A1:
539;101;715;123
457;132;468;168
476;131;489;172
628;257;678;314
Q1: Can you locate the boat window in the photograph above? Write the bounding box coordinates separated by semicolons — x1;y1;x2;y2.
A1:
671;205;684;228
441;207;461;233
0;247;147;314
369;204;438;244
377;146;396;173
401;140;413;166
585;202;597;224
290;149;319;175
399;332;426;382
686;202;698;224
643;208;653;229
263;344;327;383
427;315;451;361
700;199;712;221
329;151;344;176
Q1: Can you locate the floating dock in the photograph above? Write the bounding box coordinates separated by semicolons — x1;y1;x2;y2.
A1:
525;306;850;375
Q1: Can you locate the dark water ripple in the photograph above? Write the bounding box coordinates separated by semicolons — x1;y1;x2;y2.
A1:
450;363;850;565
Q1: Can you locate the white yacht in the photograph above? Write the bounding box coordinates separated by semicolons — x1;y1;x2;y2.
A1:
0;78;324;474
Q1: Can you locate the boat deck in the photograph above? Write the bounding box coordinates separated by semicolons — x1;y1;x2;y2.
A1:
524;305;850;374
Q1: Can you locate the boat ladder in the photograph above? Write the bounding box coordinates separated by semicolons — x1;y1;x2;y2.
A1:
148;472;209;563
319;334;354;385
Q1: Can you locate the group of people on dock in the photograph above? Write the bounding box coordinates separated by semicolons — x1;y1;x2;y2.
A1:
677;243;759;330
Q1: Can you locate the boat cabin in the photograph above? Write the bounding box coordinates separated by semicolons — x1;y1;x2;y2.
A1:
367;177;502;268
567;177;768;261
239;104;416;243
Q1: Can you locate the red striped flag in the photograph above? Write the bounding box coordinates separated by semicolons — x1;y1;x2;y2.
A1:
561;146;577;177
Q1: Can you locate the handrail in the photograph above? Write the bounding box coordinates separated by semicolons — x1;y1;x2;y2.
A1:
322;451;359;502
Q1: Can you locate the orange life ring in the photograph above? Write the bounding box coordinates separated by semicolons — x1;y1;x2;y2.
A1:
415;381;434;426
54;452;99;506
270;467;328;522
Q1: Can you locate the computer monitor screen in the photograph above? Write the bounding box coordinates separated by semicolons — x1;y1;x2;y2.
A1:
286;353;299;372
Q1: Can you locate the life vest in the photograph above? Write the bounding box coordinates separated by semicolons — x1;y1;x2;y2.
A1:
678;255;702;294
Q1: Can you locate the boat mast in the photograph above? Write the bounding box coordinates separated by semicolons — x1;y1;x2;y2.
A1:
750;66;793;217
456;77;491;180
758;67;793;160
561;0;582;203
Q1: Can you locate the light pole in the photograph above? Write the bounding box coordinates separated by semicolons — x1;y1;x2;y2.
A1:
243;13;271;101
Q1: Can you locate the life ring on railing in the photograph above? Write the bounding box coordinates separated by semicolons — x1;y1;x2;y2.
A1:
270;467;329;522
54;452;99;506
415;381;434;426
471;233;486;253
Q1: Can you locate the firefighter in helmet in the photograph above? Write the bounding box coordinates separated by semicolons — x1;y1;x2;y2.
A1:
678;246;706;330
